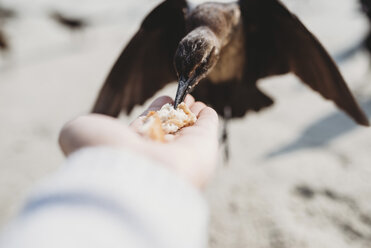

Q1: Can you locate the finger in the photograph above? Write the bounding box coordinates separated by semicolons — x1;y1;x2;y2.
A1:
184;94;195;107
190;101;207;117
129;118;144;131
59;114;141;156
194;107;219;131
176;107;219;142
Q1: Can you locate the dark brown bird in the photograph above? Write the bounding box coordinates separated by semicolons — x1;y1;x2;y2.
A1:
50;12;87;32
360;0;371;53
93;0;369;127
0;30;9;52
0;6;16;20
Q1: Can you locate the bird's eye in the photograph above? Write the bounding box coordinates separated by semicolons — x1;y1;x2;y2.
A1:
201;49;214;67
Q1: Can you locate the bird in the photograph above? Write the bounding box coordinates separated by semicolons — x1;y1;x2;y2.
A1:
360;0;371;53
92;0;370;129
0;5;16;20
50;11;88;32
0;29;9;52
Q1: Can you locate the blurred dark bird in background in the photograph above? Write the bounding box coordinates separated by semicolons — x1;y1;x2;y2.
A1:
0;5;16;20
0;29;9;52
0;5;16;54
334;0;371;62
50;11;88;32
93;0;369;129
360;0;371;53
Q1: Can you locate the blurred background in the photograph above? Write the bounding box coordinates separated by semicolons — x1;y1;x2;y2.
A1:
0;0;370;247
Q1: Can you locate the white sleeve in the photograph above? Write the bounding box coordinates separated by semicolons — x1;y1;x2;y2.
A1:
0;147;208;248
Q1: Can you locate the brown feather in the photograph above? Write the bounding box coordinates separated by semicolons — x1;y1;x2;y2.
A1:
92;0;187;116
93;0;369;127
240;0;369;126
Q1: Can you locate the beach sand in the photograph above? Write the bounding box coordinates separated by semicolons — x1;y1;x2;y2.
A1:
0;0;370;247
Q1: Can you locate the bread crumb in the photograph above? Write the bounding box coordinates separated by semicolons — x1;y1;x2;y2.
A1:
140;102;197;141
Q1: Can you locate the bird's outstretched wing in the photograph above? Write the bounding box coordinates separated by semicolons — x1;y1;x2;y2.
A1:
240;0;369;126
93;0;187;116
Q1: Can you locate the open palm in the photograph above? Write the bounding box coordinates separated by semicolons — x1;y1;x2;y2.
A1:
59;95;219;188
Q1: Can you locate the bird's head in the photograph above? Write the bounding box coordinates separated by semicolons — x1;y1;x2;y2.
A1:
173;27;220;107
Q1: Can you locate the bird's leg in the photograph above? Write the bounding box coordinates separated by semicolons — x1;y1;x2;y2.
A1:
221;106;232;163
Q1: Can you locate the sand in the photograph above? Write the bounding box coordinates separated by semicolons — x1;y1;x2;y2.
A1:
0;0;370;247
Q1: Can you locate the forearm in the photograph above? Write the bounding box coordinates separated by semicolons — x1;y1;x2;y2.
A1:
0;147;208;248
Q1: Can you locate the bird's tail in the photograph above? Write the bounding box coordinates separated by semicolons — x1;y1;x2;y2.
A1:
244;87;274;112
230;85;274;117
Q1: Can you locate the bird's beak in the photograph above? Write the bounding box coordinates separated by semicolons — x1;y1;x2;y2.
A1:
174;76;196;108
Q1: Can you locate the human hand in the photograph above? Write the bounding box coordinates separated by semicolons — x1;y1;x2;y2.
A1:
59;95;219;188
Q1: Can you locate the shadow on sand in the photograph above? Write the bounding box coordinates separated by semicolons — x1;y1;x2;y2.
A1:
266;99;371;158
